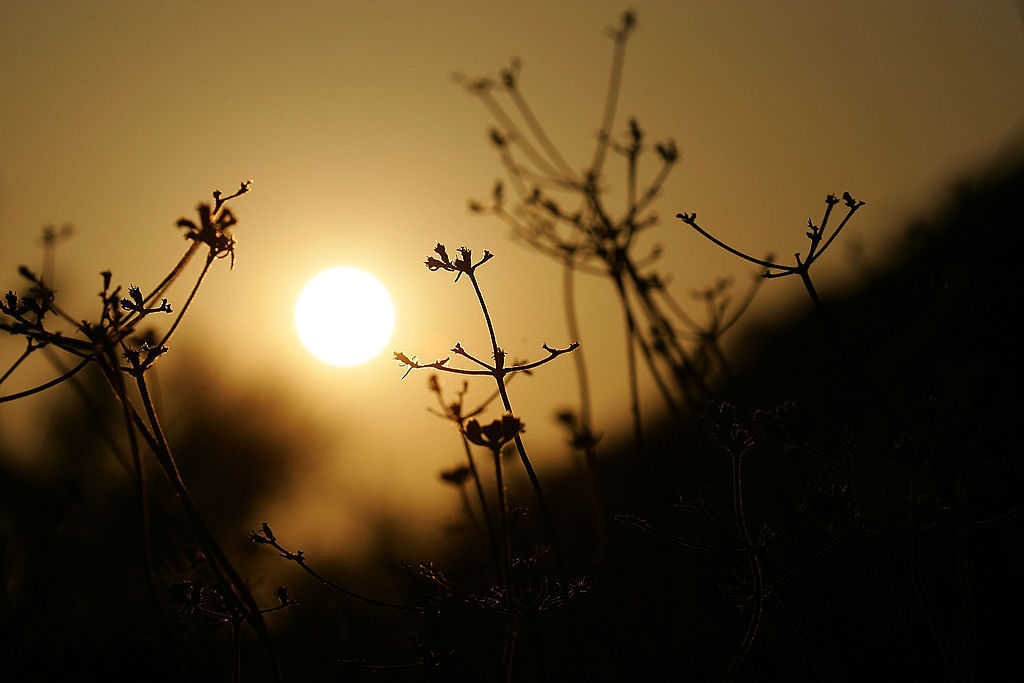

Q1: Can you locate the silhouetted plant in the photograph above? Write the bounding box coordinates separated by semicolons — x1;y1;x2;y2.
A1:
428;373;512;575
395;244;576;570
458;10;760;454
654;273;766;383
396;243;576;573
678;191;865;310
0;180;284;682
249;522;420;614
464;413;526;592
394;243;582;678
706;402;769;679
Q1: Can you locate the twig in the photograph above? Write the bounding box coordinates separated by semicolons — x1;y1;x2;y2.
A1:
0;357;89;403
251;526;421;614
134;371;282;682
0;341;37;385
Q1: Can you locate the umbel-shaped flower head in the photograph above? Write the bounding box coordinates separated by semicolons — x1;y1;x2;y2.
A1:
425;243;493;282
176;181;251;268
464;414;524;451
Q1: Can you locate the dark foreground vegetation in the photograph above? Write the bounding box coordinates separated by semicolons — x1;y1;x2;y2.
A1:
1;151;1019;682
2;12;1021;682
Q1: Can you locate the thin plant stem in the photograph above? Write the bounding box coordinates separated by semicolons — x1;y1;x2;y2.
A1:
508;88;578;182
466;269;568;596
134;371;282;682
42;348;132;475
563;256;608;558
259;536;421;614
630;159;672;220
613;272;682;424
619;288;684;413
589;25;629;177
461;433;499;570
493;447;512;593
143;242;200;308
796;262;822;310
657;287;701;331
157;254;214;350
626;148;638;220
728;447;765;680
614;274;643;449
0;342;35;385
678;217;785;271
0;357;88;404
719;276;764;335
468;271;501;362
469;273;564;553
562;257;592;430
106;353;159;619
476;90;563;182
622;259;710;401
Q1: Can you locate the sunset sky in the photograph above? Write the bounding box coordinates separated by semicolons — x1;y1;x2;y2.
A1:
2;0;1022;557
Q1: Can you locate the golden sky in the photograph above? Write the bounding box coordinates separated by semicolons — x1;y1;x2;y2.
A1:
2;0;1022;556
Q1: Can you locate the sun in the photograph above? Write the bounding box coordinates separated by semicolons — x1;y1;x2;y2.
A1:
295;267;395;367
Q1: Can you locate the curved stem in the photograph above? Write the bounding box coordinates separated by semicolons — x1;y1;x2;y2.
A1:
468;272;501;363
509;88;579;182
134;371;281;681
589;31;629;177
562;258;592;430
157;254;214;350
814;204;863;262
720;275;764;335
728;448;765;680
453;344;495;371
467;270;567;592
266;538;420;613
105;354;158;620
476;90;564;182
505;343;578;374
631;160;673;219
0;357;89;403
143;243;200;307
613;273;683;429
625;263;709;403
679;216;787;271
44;349;132;475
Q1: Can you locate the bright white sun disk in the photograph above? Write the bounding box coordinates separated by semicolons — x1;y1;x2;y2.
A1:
295;267;395;367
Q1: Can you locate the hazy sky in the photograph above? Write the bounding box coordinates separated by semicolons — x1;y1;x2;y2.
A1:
2;0;1022;555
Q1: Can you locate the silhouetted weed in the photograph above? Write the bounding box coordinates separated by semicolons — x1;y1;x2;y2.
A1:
0;180;285;682
678;191;865;310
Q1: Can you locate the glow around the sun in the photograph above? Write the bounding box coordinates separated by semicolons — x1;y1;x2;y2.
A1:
295;267;395;367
